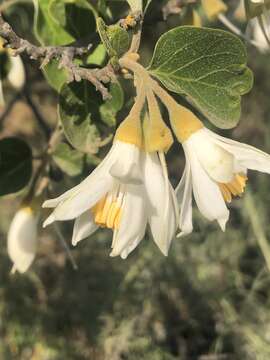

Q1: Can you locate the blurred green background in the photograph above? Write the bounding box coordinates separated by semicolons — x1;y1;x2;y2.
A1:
1;1;270;359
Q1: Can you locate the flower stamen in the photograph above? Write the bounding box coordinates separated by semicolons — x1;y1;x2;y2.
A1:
91;190;123;230
218;173;248;203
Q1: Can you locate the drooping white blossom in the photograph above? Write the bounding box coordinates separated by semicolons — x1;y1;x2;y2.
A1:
8;207;39;273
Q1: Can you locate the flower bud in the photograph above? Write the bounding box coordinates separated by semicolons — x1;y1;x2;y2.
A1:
8;207;39;274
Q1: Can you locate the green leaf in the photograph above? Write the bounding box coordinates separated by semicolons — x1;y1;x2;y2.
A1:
59;80;123;153
107;25;131;56
42;59;69;92
100;82;124;126
52;142;84;176
48;0;97;39
0;138;32;196
33;0;74;46
87;44;107;66
149;26;253;129
244;0;270;19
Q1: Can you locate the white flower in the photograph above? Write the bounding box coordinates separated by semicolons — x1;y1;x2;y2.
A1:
43;140;178;259
8;207;39;274
177;127;270;236
165;102;270;236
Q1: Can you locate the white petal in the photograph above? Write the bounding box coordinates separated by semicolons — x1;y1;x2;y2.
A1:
120;235;144;259
205;128;270;174
143;152;177;256
8;55;25;90
184;144;229;230
188;129;234;183
43;176;112;225
72;211;98;246
251;17;269;53
42;143;117;209
109;141;142;184
110;184;147;258
176;160;193;237
8;208;38;274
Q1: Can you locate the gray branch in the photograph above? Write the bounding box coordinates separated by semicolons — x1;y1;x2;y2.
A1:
0;13;115;99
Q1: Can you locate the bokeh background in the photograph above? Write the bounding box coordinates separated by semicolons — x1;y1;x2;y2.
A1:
1;1;270;359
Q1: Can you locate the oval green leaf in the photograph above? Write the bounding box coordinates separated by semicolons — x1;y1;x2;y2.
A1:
59;80;123;153
149;26;254;129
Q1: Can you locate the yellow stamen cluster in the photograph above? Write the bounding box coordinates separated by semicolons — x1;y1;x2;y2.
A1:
218;173;248;203
91;196;122;229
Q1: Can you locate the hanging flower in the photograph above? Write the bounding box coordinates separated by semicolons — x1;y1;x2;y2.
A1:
43;111;178;258
0;38;25;89
8;207;39;274
168;104;270;236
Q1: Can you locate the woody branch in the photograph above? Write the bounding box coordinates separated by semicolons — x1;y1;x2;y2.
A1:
0;13;115;99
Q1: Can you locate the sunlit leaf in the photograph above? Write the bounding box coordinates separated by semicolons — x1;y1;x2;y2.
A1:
149;26;253;129
52;142;84;176
33;0;74;46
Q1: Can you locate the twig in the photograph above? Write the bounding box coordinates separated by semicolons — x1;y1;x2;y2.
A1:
0;91;21;128
0;13;115;99
126;11;144;54
53;223;78;271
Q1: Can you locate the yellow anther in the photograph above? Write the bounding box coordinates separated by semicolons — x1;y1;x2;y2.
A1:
169;104;203;144
218;173;248;203
91;196;122;230
92;196;107;225
106;201;121;229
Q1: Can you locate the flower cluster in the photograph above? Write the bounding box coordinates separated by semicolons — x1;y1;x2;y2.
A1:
40;55;270;260
6;51;270;272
